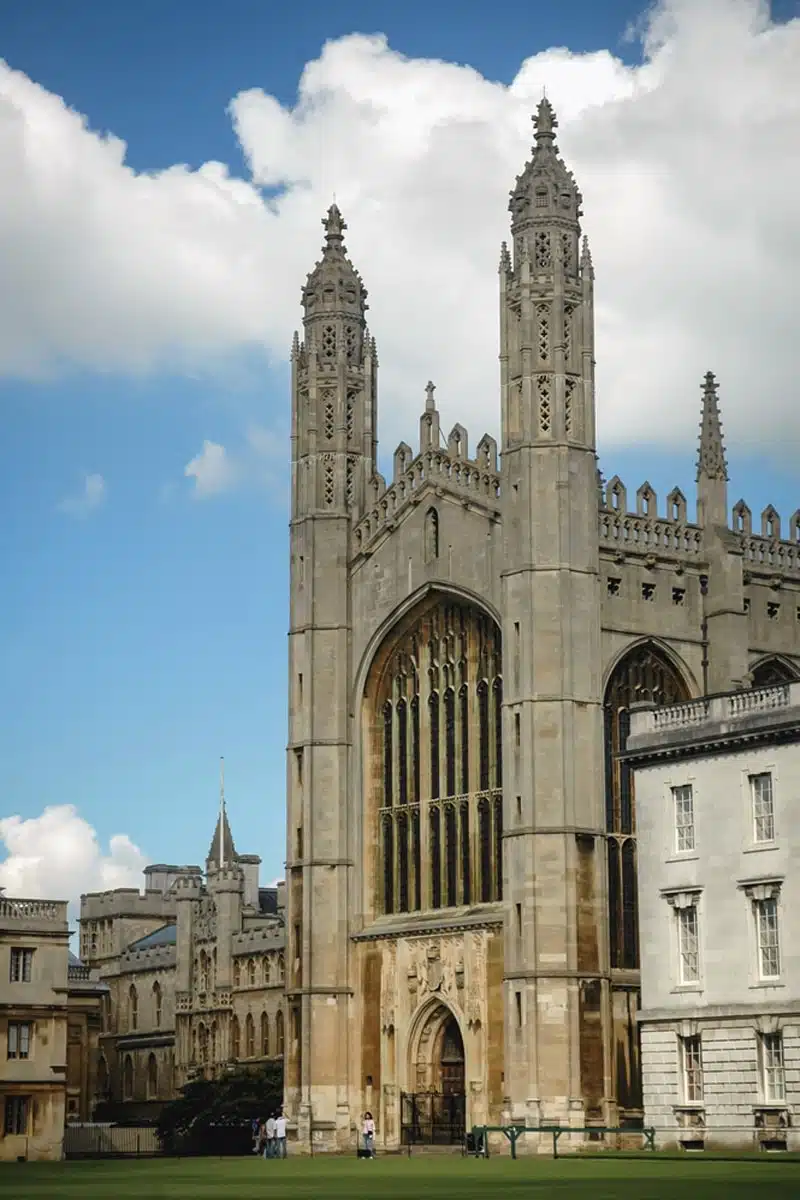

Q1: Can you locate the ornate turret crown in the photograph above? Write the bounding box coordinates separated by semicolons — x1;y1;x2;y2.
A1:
508;98;583;234
300;204;368;321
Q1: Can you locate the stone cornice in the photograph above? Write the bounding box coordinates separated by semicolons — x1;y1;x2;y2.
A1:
351;907;503;943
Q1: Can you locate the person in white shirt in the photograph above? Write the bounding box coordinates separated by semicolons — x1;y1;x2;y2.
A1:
275;1113;288;1158
264;1114;277;1158
362;1112;376;1158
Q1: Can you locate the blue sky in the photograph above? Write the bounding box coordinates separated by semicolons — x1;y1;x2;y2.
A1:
0;0;797;902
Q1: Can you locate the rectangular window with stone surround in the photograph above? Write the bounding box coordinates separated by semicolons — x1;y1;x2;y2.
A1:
677;905;700;984
750;772;775;843
673;784;695;853
755;897;781;979
680;1035;703;1103
760;1032;786;1103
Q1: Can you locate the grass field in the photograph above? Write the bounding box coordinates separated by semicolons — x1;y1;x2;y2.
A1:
2;1154;800;1200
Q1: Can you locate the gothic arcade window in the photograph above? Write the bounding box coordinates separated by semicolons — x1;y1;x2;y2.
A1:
231;1016;241;1060
245;1013;255;1057
604;643;688;969
128;985;138;1031
372;601;503;915
261;1011;270;1057
153;981;162;1028
123;1054;134;1101
147;1053;158;1100
275;1009;285;1057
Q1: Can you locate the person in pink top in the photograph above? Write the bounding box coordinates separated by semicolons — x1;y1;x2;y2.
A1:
362;1112;376;1157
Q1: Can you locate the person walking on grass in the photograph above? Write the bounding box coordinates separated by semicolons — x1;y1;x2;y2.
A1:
362;1111;376;1158
275;1111;288;1158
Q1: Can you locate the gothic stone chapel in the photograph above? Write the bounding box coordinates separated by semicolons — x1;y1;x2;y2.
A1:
285;99;800;1151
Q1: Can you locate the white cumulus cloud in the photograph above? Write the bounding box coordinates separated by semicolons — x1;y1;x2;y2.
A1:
57;472;106;517
0;0;798;457
0;804;149;928
184;440;237;497
183;425;284;498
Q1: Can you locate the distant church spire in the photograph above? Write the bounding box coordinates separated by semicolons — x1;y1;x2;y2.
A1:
696;371;728;482
207;758;238;869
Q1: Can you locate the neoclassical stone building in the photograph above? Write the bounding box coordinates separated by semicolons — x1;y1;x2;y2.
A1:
284;98;800;1151
79;804;285;1117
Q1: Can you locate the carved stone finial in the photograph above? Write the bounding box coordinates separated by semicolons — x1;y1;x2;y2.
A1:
581;235;593;271
498;241;511;273
533;97;558;143
696;370;729;483
322;202;347;246
425;381;436;412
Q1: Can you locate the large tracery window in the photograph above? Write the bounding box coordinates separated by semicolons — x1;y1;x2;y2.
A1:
371;600;503;914
604;643;689;968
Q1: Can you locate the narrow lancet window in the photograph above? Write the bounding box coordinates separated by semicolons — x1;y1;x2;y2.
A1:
492;677;503;789
397;698;408;806
444;688;455;797
478;681;490;790
429;692;440;799
383;701;393;807
459;684;469;793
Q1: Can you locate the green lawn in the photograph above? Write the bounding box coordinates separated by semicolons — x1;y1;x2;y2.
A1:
2;1155;799;1200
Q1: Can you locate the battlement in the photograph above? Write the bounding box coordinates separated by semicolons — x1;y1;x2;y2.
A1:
79;887;177;920
232;925;285;955
599;479;800;575
355;432;500;556
0;896;68;930
599;478;703;561
118;943;177;974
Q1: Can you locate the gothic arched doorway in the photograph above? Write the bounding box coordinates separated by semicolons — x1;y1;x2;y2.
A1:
603;641;690;1116
402;1003;466;1145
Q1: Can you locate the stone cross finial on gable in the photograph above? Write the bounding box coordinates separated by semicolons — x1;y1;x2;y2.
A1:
425;381;436;412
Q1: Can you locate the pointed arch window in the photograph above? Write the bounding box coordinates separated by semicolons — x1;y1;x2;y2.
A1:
233;959;241;988
245;1013;255;1058
459;684;469;793
231;1016;241;1060
383;701;393;806
478;681;490;790
604;642;688;971
373;602;502;915
275;1010;285;1057
128;985;138;1032
397;699;408;806
247;958;256;987
444;688;456;797
153;981;162;1028
411;695;420;803
261;1012;270;1057
123;1055;134;1100
492;677;503;788
424;508;439;562
147;1053;158;1100
751;658;799;688
429;692;440;799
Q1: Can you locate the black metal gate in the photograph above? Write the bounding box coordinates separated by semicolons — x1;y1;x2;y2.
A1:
400;1091;465;1145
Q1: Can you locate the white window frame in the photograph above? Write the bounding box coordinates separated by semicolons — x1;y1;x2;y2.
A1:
755;895;781;980
760;1031;786;1103
672;783;695;853
9;948;34;983
7;1022;32;1061
681;1034;704;1104
677;905;700;985
750;771;776;843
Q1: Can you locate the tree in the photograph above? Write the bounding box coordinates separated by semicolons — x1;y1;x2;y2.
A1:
156;1062;283;1155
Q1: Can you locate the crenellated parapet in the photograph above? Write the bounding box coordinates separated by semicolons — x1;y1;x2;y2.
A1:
733;501;800;579
118;943;176;974
599;476;704;562
354;382;500;557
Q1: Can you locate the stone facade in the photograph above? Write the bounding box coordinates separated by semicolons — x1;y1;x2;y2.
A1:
1;894;103;1160
79;806;286;1117
285;98;800;1151
627;683;800;1150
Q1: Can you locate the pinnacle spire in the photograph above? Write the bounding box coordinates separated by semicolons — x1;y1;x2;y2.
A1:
207;758;238;869
533;96;558;144
322;202;346;249
696;370;728;482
